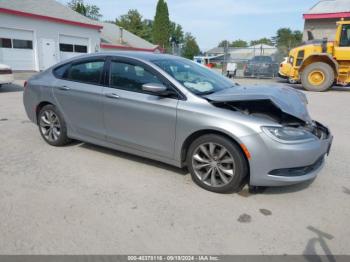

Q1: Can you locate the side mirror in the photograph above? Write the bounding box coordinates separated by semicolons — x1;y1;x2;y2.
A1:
142;83;168;95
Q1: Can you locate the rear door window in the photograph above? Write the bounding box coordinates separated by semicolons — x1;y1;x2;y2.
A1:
66;60;105;85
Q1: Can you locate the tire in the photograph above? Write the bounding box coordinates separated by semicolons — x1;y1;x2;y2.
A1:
38;104;71;146
186;134;248;193
301;62;334;92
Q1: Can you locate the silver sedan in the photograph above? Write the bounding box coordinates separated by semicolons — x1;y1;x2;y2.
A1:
23;52;333;193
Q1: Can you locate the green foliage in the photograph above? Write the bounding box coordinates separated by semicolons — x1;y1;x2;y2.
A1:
67;0;102;21
276;28;303;47
218;40;230;47
152;0;171;48
250;37;273;46
231;39;248;48
116;10;153;42
182;33;200;60
218;39;248;48
141;20;154;43
111;2;200;53
275;28;303;56
170;22;184;44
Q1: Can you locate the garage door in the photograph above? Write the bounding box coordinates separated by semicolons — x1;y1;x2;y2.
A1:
59;35;89;62
0;27;35;71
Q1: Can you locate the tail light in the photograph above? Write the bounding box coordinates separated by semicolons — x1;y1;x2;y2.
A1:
24;81;28;88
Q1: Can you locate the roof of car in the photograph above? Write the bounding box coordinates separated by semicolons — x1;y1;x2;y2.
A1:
80;51;185;61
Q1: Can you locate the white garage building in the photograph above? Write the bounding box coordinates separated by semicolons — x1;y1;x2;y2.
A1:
0;0;102;71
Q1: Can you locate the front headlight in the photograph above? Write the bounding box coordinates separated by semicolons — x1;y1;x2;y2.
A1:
262;126;316;144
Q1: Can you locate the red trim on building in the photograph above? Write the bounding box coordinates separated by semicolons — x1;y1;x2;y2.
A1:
100;43;163;53
0;7;103;30
303;12;350;19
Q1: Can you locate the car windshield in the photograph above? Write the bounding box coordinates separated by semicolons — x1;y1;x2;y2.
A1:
152;58;235;95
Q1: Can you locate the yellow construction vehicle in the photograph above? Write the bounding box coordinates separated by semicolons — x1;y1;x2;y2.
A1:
281;19;350;91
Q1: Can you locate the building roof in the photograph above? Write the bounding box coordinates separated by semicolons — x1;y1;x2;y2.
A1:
304;0;350;19
0;0;102;29
206;44;277;55
100;22;160;52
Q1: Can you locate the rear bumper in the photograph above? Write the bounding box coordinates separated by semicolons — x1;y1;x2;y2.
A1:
240;124;332;187
244;69;274;77
0;74;14;84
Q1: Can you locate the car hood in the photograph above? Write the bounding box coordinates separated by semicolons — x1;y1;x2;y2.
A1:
204;84;312;123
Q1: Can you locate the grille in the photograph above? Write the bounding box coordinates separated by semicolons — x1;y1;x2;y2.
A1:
269;156;324;177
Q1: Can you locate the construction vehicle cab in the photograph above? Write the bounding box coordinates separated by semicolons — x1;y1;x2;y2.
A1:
284;19;350;91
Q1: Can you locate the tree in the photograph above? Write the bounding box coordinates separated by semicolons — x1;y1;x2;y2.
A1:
116;9;144;34
276;28;302;47
182;33;200;60
170;22;184;44
231;39;248;48
152;0;171;48
115;9;153;42
250;37;273;46
275;28;302;54
115;10;153;43
140;19;154;43
67;0;102;20
218;40;230;47
218;39;248;48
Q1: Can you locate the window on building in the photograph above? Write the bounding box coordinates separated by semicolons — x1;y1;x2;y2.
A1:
110;61;162;93
67;60;105;84
340;25;350;47
0;38;12;48
74;45;87;53
60;43;73;52
13;39;33;49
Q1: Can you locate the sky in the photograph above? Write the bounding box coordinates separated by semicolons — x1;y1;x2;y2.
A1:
59;0;320;50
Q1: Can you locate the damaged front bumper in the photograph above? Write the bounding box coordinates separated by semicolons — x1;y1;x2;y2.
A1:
240;122;333;187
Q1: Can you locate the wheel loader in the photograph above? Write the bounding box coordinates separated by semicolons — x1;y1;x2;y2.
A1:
282;19;350;91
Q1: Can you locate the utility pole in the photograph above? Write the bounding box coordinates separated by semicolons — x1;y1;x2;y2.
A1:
223;41;229;75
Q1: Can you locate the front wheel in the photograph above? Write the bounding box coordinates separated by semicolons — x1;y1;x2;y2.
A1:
38;104;71;146
186;134;248;193
301;62;334;92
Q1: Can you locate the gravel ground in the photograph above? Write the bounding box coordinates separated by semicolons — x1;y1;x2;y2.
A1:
0;77;349;255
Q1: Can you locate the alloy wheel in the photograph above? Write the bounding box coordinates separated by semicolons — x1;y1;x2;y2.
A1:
192;142;236;187
39;110;61;142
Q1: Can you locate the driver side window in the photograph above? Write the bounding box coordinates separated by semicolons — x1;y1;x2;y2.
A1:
110;61;162;93
340;25;350;47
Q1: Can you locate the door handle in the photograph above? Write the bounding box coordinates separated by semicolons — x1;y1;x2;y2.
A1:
105;93;120;99
59;86;70;91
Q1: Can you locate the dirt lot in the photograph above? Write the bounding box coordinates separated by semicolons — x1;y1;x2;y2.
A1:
0;76;349;255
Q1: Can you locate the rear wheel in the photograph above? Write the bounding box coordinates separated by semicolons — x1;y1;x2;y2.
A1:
301;62;334;92
38;105;71;146
186;134;248;193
